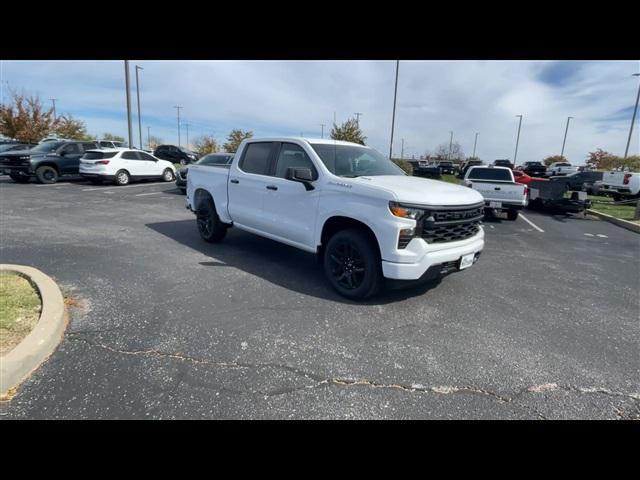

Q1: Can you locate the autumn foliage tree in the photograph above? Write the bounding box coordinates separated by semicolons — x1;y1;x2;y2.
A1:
223;129;253;153
0;92;55;143
192;135;219;156
53;114;92;140
330;118;366;145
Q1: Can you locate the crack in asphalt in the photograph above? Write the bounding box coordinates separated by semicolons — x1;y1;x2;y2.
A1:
67;334;639;419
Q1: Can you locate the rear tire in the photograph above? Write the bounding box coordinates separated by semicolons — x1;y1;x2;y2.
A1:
196;197;227;243
9;174;29;184
35;166;58;184
506;210;519;221
162;168;175;182
323;228;382;300
114;170;130;186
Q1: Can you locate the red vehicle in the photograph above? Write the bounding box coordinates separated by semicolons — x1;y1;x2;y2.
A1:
513;170;548;185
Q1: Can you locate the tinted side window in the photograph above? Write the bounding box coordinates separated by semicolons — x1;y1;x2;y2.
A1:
138;152;156;161
61;143;81;154
82;143;97;151
275;143;317;179
240;143;273;175
121;151;141;160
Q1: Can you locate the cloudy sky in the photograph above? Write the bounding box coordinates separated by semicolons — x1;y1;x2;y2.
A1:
1;60;638;163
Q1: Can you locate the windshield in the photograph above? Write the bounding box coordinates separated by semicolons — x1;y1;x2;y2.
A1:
310;143;405;177
31;142;65;153
197;154;233;166
467;167;513;181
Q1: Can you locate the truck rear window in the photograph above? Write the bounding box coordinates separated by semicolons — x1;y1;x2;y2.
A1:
82;151;118;160
467;167;513;181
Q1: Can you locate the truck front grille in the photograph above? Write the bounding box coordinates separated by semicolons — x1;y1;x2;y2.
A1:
421;204;484;244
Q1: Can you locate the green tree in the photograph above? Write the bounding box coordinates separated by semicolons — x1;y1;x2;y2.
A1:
53;114;92;140
543;155;567;166
330;118;366;145
0;92;55;143
192;135;219;156
101;133;125;142
223;129;253;152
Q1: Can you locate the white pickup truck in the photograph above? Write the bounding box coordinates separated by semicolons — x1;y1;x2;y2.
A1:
600;170;640;200
547;162;578;176
186;138;485;299
463;165;528;220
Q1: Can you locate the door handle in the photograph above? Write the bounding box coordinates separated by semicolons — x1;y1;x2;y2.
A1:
266;185;278;191
230;179;239;184
494;187;501;190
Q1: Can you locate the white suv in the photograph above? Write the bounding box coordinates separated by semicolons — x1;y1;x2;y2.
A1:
79;149;176;186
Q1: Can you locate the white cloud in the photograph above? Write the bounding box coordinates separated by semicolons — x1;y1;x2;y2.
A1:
1;59;638;162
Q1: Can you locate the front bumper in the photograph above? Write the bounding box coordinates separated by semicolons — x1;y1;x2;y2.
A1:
175;175;187;188
1;166;31;176
382;229;484;280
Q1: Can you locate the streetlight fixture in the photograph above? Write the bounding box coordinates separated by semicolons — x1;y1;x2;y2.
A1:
560;116;574;158
514;115;523;165
473;132;479;158
135;65;144;149
624;73;640;158
124;61;133;148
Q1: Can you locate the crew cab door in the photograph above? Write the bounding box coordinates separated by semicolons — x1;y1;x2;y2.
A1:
261;142;320;248
58;143;83;173
227;141;277;232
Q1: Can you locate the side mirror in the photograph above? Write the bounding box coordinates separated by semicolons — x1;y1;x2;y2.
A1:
286;167;315;191
59;150;67;157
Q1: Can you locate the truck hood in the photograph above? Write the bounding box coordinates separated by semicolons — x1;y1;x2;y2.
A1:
350;175;484;206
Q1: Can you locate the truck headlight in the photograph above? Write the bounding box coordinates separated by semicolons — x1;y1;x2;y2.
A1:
389;201;423;220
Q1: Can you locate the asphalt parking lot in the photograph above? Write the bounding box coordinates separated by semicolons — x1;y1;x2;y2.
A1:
0;175;638;419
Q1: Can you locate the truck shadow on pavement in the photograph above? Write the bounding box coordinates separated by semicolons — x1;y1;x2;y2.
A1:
146;219;442;305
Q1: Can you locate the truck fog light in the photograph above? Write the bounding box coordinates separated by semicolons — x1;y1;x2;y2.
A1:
400;227;415;236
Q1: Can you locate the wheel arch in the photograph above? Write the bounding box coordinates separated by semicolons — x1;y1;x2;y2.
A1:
318;216;382;263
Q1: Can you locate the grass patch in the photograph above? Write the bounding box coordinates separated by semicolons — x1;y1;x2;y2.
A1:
588;195;638;221
0;273;41;355
439;174;462;185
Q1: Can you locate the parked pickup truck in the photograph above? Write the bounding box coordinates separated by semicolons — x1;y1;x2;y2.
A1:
547;162;578;176
463;165;528;220
600;170;640;200
186;138;486;299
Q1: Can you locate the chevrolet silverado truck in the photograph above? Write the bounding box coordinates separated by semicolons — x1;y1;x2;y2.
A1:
547;162;578;176
600;170;640;200
186;138;485;299
463;165;528;220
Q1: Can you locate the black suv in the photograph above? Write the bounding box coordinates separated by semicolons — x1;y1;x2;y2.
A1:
153;145;199;165
492;159;514;169
520;161;547;177
0;140;99;184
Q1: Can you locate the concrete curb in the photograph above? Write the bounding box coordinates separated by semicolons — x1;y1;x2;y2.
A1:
587;209;640;234
0;264;67;398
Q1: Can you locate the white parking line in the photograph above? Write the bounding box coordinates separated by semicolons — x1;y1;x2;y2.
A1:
135;191;163;197
518;213;545;233
82;182;167;192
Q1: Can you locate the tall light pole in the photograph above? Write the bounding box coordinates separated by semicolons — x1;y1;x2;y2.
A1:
173;106;182;147
49;98;58;121
135;65;143;149
401;138;404;159
560;116;573;158
448;131;454;161
354;112;363;125
514;115;523;165
624;73;640;158
147;126;151;150
124;61;133;148
389;60;399;159
320;124;325;138
185;123;190;150
473;132;479;158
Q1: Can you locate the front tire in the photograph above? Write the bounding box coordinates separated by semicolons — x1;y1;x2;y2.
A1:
115;170;130;186
323;228;382;300
196;197;227;243
35;166;58;184
162;168;175;182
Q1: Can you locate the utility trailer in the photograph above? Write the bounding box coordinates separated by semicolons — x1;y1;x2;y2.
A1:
528;178;591;214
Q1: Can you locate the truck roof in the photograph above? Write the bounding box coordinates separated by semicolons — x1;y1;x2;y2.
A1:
245;137;365;147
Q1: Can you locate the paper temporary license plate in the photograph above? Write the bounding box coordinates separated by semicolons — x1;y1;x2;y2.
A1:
489;201;502;208
459;253;475;270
